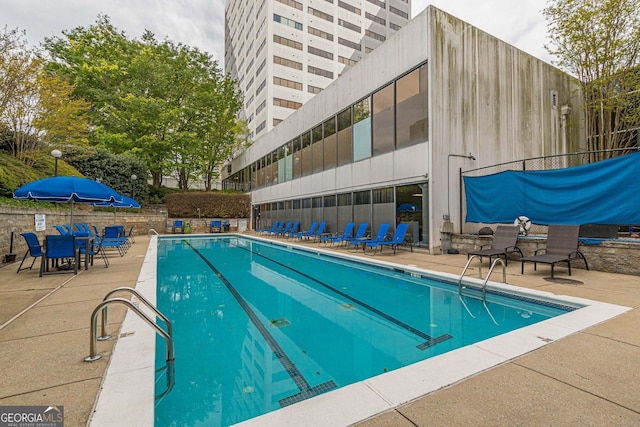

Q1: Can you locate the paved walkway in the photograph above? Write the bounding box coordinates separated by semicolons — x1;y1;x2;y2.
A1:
1;235;638;426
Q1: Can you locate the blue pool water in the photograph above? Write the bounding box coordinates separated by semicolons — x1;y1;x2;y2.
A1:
153;236;572;426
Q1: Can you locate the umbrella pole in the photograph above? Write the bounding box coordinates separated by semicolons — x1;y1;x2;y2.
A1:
70;200;74;234
113;207;116;225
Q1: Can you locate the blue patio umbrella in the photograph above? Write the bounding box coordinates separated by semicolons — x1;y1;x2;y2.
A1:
13;176;123;232
397;203;421;212
92;195;140;224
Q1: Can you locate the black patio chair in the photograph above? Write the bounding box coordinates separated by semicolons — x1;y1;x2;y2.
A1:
521;225;589;278
468;225;522;266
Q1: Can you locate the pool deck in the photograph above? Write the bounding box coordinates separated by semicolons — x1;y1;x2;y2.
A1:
1;234;639;426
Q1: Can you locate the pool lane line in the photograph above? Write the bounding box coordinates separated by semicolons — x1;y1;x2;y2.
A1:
183;240;337;407
229;239;453;350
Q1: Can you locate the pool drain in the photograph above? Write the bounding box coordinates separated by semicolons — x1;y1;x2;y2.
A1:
270;318;290;328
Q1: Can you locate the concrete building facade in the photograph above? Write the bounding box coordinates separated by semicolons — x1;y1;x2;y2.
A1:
225;0;412;139
222;6;585;253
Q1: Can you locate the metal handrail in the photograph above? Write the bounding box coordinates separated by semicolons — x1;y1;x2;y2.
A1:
148;229;159;236
458;255;483;291
97;287;171;341
482;258;507;299
84;297;174;364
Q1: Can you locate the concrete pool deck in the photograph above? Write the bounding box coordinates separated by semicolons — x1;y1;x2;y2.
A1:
1;234;639;426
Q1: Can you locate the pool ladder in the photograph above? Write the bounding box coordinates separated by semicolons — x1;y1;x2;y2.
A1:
458;255;507;303
83;287;175;396
458;256;506;325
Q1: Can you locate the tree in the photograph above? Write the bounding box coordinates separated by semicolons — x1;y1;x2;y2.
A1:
0;27;89;162
43;16;246;189
544;0;640;160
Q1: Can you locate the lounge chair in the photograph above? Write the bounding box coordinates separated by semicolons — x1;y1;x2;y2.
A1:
320;222;355;246
210;220;222;233
521;225;589;278
467;225;523;266
339;223;369;247
268;221;287;236
307;221;327;242
258;221;280;234
348;223;390;252
291;221;318;239
274;221;293;237
173;220;185;234
40;234;79;277
54;225;69;235
365;223;410;255
17;232;43;273
283;221;300;238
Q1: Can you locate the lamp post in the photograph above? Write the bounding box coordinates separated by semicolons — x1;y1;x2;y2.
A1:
130;174;137;199
51;149;62;176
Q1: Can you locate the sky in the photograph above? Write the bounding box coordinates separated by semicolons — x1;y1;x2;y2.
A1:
0;0;553;68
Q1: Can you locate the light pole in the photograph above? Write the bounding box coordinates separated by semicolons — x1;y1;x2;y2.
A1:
51;149;62;176
130;174;137;199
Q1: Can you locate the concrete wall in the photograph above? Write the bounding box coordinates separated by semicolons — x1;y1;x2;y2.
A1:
453;234;640;276
0;206;167;264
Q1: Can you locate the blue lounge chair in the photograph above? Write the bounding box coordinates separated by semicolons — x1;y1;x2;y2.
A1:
173;220;184;234
365;223;410;254
258;221;280;234
348;223;390;252
40;234;79;277
320;222;355;246
17;232;43;273
339;223;369;247
54;225;69;235
284;221;300;239
308;221;327;242
102;226;128;256
291;221;317;239
274;221;293;237
268;221;287;236
210;220;222;233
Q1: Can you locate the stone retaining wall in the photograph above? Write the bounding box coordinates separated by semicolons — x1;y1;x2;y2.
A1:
453;234;640;276
0;206;167;264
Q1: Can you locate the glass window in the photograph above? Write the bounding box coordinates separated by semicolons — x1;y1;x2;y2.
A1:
292;137;302;178
323;117;337;170
353;97;372;161
301;131;312;176
285;140;293;181
312;124;323;173
337;192;352;206
302;198;312;208
354;190;371;205
312;197;323;208
277;145;287;183
372;83;395;155
396;65;428;148
337;108;353;166
372;187;394;204
324;194;337;207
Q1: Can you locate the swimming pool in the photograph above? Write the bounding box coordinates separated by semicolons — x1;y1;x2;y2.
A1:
89;235;630;427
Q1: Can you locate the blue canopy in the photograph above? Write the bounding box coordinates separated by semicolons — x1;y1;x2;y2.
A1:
13;176;123;232
13;176;122;203
464;152;640;225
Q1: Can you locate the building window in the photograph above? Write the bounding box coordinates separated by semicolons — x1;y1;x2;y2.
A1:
256;79;267;95
372;187;394;204
366;0;386;8
339;56;358;67
292;136;302;179
308;65;334;79
365;29;386;42
274;34;303;50
323;116;337;170
276;0;303;11
308;7;333;22
256;37;266;57
396;64;429;148
372;83;395;155
274;14;303;30
274;55;303;70
338;1;361;15
365;12;385;26
308;26;334;41
256;58;267;76
338;37;362;51
389;22;401;31
256;99;266;114
389;6;408;19
312;124;323;174
338;19;361;33
308;46;334;60
301;131;312;176
337;107;352;166
337;192;352;206
256;120;266;134
308;85;323;94
274;97;303;109
274;76;303;90
274;118;283;126
354;190;371;205
353;96;372;161
323;194;337;207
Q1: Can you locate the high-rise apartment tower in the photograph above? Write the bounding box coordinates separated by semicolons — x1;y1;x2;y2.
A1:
225;0;412;139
